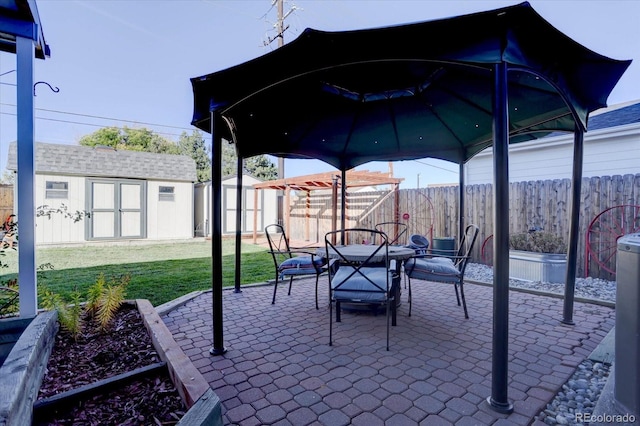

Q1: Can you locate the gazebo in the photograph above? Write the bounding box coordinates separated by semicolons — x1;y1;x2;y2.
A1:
190;2;630;412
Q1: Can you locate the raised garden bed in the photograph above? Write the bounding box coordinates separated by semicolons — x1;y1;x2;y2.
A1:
0;300;221;426
509;250;567;283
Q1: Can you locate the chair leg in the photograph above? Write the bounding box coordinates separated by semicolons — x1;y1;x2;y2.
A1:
329;296;333;346
287;276;294;295
385;300;390;351
391;297;397;327
453;283;461;306
407;278;412;317
314;274;319;310
390;278;398;326
336;301;341;322
271;275;279;304
460;282;469;319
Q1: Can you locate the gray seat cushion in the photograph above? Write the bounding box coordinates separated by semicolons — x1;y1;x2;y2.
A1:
331;266;392;302
279;256;325;277
404;257;461;284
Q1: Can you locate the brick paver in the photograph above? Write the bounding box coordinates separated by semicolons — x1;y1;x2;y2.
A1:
161;277;614;425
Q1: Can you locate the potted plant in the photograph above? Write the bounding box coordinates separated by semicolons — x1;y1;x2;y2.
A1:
508;230;568;282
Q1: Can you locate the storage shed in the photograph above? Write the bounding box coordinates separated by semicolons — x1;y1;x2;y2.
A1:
194;174;277;237
7;142;197;244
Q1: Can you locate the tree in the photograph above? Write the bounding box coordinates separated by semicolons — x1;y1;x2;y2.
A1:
221;142;237;177
177;130;210;182
78;126;178;154
219;140;278;180
245;155;278;180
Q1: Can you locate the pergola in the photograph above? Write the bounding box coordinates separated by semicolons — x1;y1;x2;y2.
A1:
251;169;404;244
190;2;630;412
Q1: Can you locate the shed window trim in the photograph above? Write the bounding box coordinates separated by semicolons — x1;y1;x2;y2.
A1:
159;186;175;201
45;181;69;199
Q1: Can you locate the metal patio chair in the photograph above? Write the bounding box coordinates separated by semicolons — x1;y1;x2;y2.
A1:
325;228;398;351
375;222;408;246
404;224;479;319
265;224;328;309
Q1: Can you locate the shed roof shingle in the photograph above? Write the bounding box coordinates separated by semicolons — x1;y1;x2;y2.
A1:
7;142;197;182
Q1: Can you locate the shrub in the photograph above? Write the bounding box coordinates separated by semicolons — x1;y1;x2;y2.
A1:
509;231;567;254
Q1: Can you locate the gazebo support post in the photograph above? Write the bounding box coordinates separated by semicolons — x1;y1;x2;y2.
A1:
331;175;338;245
252;189;259;244
562;128;584;325
341;169;346;245
305;190;311;241
210;110;227;356
234;155;243;293
285;186;291;241
488;62;514;413
458;161;465;242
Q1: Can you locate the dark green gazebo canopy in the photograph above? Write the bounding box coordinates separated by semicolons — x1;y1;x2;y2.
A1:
191;2;630;170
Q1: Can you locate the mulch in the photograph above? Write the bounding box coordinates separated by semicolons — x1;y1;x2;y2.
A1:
35;304;186;425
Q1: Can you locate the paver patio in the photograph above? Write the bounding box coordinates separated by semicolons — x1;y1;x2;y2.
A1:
161;277;614;425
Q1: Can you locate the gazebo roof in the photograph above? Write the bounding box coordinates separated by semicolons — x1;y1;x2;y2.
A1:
191;2;630;170
253;169;403;192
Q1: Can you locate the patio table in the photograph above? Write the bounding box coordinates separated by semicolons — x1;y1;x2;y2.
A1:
316;244;415;265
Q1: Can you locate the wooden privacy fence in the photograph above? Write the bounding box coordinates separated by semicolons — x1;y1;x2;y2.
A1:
0;185;13;224
287;174;640;280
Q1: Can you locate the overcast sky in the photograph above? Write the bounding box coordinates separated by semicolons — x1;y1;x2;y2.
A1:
1;0;638;187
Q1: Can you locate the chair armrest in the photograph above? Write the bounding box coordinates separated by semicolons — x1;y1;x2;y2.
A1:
288;249;326;260
431;254;472;270
269;248;317;257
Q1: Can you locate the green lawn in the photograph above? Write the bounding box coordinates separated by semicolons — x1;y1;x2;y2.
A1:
0;239;274;307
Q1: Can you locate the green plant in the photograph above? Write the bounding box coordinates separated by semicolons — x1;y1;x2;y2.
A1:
40;285;83;340
509;231;567;254
39;273;129;338
89;274;129;331
0;207;87;315
0;279;18;317
85;273;106;317
35;203;90;223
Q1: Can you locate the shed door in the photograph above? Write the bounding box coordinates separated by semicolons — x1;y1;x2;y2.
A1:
88;180;145;239
223;185;263;234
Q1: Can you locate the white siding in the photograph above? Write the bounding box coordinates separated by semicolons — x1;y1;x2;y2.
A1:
222;175;277;235
146;181;194;239
194;175;278;236
465;123;640;184
34;174;86;244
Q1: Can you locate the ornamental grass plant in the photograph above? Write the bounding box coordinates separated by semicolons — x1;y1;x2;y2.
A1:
509;231;567;254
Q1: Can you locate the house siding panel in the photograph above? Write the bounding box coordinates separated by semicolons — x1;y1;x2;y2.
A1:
465;122;640;184
146;181;193;240
35;174;86;244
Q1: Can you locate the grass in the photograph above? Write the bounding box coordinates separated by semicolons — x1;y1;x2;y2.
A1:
0;239;275;307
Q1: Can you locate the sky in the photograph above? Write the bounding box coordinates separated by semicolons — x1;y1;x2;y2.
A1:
1;0;638;188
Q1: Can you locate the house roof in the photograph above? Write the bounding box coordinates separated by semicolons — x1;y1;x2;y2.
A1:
588;101;640;131
7;142;197;182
